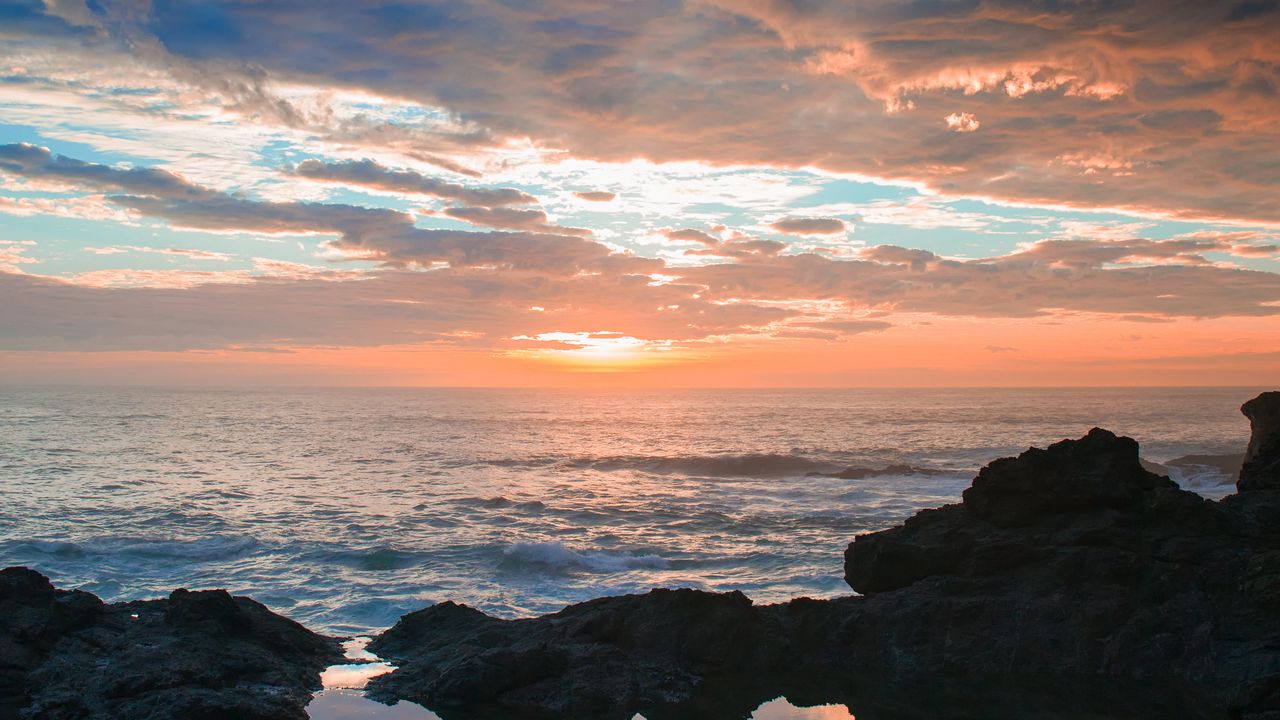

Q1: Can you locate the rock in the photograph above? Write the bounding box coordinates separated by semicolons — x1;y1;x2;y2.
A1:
1;568;342;720
1241;391;1280;491
367;588;780;718
0;567;103;718
842;411;1279;717
960;427;1177;526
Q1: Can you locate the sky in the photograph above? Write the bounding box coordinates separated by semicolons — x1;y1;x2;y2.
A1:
0;0;1278;387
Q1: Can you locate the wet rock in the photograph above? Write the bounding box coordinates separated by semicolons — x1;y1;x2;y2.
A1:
1;569;342;720
0;567;103;717
367;588;779;718
1241;391;1280;491
843;397;1280;718
960;427;1177;527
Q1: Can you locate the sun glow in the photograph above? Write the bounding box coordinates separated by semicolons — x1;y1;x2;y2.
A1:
508;331;689;371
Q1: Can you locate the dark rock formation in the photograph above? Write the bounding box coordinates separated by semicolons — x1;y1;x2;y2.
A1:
0;568;342;720
1241;391;1280;491
369;392;1280;720
368;589;780;718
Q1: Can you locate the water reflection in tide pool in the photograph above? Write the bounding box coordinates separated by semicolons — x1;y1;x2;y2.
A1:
307;690;440;720
747;698;855;719
308;637;440;720
307;695;853;720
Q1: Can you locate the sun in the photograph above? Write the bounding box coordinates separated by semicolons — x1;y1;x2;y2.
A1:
508;331;691;372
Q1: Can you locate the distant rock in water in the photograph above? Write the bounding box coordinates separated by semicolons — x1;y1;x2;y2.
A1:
369;391;1280;719
808;463;944;479
0;567;342;719
1240;391;1280;491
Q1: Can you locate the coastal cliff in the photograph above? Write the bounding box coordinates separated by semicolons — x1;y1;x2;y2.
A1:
5;391;1280;719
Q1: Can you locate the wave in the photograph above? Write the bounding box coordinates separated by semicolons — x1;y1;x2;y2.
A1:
502;542;669;573
808;463;951;480
323;546;424;571
472;453;955;479
453;496;547;511
14;535;259;561
562;453;834;478
1142;453;1243;493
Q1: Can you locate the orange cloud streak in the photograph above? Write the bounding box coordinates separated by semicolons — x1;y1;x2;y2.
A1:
4;313;1278;388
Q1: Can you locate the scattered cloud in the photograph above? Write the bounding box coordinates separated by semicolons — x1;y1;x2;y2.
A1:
944;112;980;133
86;245;235;261
573;190;616;202
437;206;593;237
290;159;536;207
770;217;846;235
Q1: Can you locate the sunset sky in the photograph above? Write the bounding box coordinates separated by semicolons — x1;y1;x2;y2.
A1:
1;0;1278;386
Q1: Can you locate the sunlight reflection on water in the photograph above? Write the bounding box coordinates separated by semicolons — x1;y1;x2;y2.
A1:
306;690;440;720
305;694;853;720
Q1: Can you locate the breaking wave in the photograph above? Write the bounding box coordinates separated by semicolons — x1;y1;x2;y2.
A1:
502;542;670;573
15;535;258;561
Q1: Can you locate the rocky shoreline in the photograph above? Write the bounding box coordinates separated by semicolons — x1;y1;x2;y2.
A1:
5;391;1279;719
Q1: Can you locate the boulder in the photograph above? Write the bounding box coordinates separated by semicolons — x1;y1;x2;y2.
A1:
0;569;342;720
367;588;779;718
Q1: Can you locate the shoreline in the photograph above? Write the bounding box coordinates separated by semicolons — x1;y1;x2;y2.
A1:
4;390;1278;719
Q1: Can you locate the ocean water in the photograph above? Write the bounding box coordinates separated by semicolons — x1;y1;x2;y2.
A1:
0;386;1259;637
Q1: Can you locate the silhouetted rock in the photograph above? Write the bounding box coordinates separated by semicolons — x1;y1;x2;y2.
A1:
367;588;779;718
0;568;342;720
0;568;104;718
961;428;1177;526
1240;391;1280;491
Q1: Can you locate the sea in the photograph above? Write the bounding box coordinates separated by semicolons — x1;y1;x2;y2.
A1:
0;386;1260;718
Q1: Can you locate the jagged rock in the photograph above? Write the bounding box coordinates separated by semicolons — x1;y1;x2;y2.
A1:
841;407;1280;717
961;428;1177;526
1241;391;1280;491
0;568;104;718
367;588;779;718
0;568;342;720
